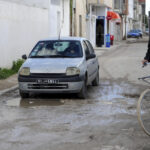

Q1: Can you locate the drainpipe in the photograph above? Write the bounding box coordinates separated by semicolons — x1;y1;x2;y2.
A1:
125;15;127;40
70;0;73;36
59;0;65;39
149;11;150;39
89;4;92;42
49;0;51;37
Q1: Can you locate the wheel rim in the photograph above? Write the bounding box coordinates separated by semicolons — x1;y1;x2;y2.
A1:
137;89;150;136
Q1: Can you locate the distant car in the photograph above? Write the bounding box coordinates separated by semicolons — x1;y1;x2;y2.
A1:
145;28;149;35
136;29;143;38
127;30;141;38
18;37;99;99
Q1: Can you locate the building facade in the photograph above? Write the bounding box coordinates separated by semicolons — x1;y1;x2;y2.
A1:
0;0;49;68
49;0;70;37
87;0;114;47
0;0;71;68
71;0;87;37
139;0;146;30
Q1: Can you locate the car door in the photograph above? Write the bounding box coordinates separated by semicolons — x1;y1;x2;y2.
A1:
82;41;93;83
85;40;98;80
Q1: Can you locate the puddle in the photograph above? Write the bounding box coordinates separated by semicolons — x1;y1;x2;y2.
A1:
5;98;65;107
5;98;20;107
123;93;140;98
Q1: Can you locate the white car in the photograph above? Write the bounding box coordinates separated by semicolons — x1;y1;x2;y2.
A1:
18;37;99;99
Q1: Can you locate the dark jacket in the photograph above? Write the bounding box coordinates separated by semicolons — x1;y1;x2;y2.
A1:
144;40;150;61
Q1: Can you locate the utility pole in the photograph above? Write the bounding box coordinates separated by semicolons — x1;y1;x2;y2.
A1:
49;0;51;37
89;4;92;42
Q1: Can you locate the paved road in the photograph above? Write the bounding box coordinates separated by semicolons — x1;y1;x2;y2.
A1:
100;41;149;85
0;42;149;150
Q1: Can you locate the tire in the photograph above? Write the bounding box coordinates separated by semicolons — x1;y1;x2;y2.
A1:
19;90;29;99
92;71;99;86
137;89;150;136
78;77;87;99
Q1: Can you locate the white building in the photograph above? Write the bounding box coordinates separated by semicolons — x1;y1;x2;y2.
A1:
87;3;109;47
0;0;70;68
127;0;134;33
49;0;70;37
0;0;49;68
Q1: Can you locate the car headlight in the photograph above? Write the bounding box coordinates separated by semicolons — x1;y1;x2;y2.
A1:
66;67;80;76
19;67;30;76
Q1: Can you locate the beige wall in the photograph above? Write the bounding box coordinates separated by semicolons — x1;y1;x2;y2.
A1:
88;0;113;8
103;0;113;8
88;0;99;3
74;0;87;37
74;0;113;38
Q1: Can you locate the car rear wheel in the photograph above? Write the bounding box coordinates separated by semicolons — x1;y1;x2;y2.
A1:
92;71;99;86
78;77;87;99
19;90;29;99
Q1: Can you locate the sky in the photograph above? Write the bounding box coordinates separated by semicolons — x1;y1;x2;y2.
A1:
146;0;150;15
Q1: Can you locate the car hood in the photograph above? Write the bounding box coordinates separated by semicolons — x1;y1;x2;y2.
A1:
22;58;84;74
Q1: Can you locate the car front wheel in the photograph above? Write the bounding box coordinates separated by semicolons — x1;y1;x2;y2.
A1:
19;90;29;99
78;77;87;99
92;71;99;86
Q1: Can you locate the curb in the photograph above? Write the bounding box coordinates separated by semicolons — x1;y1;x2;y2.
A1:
95;43;122;57
0;85;18;96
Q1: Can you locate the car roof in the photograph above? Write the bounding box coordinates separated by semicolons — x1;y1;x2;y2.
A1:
39;37;87;42
130;30;138;32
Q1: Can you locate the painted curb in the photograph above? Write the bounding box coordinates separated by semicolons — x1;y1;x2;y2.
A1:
0;85;18;96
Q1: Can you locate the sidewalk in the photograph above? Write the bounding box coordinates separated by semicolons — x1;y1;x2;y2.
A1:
0;74;18;95
95;41;124;57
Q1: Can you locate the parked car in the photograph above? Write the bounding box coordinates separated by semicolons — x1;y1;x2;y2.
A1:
18;37;99;99
136;29;143;38
145;28;149;35
127;30;141;38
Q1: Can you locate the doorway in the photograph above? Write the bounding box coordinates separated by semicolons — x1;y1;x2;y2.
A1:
96;18;104;47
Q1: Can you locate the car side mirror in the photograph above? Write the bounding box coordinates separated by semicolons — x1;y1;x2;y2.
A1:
22;54;27;60
86;53;96;60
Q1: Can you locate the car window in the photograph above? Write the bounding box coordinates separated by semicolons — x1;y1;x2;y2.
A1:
29;40;83;58
54;42;69;52
85;41;95;54
82;41;90;56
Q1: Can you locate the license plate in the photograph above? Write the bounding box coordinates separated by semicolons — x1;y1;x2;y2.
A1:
37;79;59;84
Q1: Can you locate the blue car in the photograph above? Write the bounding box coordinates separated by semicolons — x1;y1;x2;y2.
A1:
135;29;143;38
127;30;141;38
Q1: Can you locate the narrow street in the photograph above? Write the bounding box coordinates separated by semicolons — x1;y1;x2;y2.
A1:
0;41;150;150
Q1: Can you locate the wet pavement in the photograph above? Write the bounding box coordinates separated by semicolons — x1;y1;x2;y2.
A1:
0;79;149;150
0;41;150;150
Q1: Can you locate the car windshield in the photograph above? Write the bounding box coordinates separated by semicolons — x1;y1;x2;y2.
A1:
29;40;83;58
130;30;138;33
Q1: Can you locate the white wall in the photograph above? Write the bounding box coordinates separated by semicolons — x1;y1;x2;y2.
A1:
2;0;49;8
0;1;49;68
126;0;134;33
49;0;70;37
128;0;134;19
